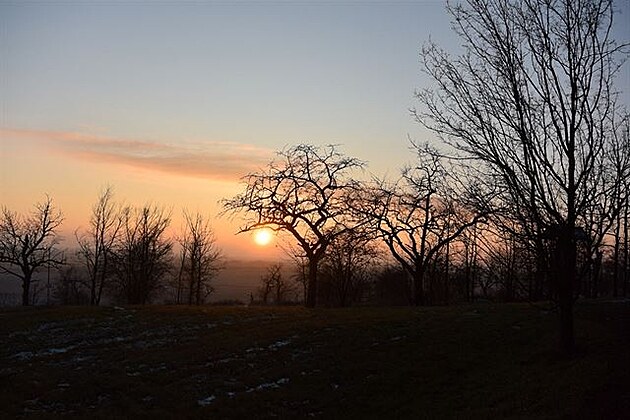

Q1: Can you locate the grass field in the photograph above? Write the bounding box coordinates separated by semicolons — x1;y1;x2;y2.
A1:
1;301;628;419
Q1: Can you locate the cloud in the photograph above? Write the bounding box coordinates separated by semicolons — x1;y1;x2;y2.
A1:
0;128;272;181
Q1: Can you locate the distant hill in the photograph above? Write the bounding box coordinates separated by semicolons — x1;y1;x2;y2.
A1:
209;259;298;303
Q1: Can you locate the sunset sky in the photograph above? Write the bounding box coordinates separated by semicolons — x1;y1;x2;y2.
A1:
1;0;629;259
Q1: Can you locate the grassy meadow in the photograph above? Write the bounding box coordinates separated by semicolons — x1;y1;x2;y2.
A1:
1;301;628;419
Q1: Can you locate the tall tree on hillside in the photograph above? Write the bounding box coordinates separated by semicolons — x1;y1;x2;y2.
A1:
177;211;223;305
0;197;65;306
223;144;364;308
415;0;629;354
76;186;123;305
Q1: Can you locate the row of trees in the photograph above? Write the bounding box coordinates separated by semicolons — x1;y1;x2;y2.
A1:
228;139;629;308
0;189;224;306
224;0;630;355
1;0;627;356
3;169;627;310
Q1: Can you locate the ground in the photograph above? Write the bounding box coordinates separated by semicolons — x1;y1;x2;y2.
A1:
1;301;628;419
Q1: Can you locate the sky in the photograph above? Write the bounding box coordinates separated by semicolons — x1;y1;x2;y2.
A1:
1;0;629;259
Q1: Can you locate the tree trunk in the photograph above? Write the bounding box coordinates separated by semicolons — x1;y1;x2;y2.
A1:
533;238;546;301
444;240;450;305
464;242;472;302
188;273;194;305
90;276;97;306
623;199;629;297
613;215;621;297
305;259;318;308
537;240;552;301
22;274;31;306
89;255;98;305
592;250;602;299
412;269;424;306
96;263;106;306
195;265;202;305
176;249;186;304
557;226;576;356
338;276;348;308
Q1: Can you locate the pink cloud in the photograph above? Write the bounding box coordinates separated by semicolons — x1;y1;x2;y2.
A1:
0;128;272;181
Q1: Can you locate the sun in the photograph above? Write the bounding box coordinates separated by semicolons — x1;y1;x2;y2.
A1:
253;228;274;246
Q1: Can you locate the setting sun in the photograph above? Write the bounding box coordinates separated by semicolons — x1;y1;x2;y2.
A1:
253;228;274;246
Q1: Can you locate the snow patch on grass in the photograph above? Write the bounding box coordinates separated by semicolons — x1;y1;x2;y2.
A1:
12;351;34;360
197;395;216;406
12;346;75;360
268;339;291;350
247;377;290;393
47;347;71;354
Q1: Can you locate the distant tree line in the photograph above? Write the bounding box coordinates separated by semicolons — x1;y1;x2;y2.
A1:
0;187;224;306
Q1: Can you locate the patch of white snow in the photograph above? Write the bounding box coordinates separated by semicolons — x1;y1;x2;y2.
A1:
268;339;291;350
197;395;216;406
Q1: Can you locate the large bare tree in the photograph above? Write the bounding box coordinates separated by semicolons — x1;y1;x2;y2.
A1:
222;144;364;307
75;186;123;305
364;143;486;305
0;197;64;306
415;0;629;353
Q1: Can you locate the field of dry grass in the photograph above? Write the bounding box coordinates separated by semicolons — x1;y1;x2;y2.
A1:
1;301;628;419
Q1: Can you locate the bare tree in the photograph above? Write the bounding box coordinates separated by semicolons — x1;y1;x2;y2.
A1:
53;265;89;305
177;211;223;305
222;144;365;307
473;221;535;301
111;205;173;304
257;266;275;305
75;186;123;305
363;143;486;305
287;245;309;304
461;222;481;302
415;0;629;354
623;176;630;297
257;263;293;305
0;197;64;306
603;115;630;297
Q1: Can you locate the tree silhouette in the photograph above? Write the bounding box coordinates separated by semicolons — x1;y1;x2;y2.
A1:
0;197;64;306
257;263;293;305
415;0;629;354
319;227;379;307
363;143;486;305
177;211;223;305
223;144;364;307
111;205;173;304
75;186;123;305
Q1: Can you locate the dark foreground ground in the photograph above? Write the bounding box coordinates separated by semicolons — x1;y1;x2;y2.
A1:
1;301;628;419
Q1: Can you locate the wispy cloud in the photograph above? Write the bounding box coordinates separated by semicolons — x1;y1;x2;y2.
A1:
0;128;272;181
